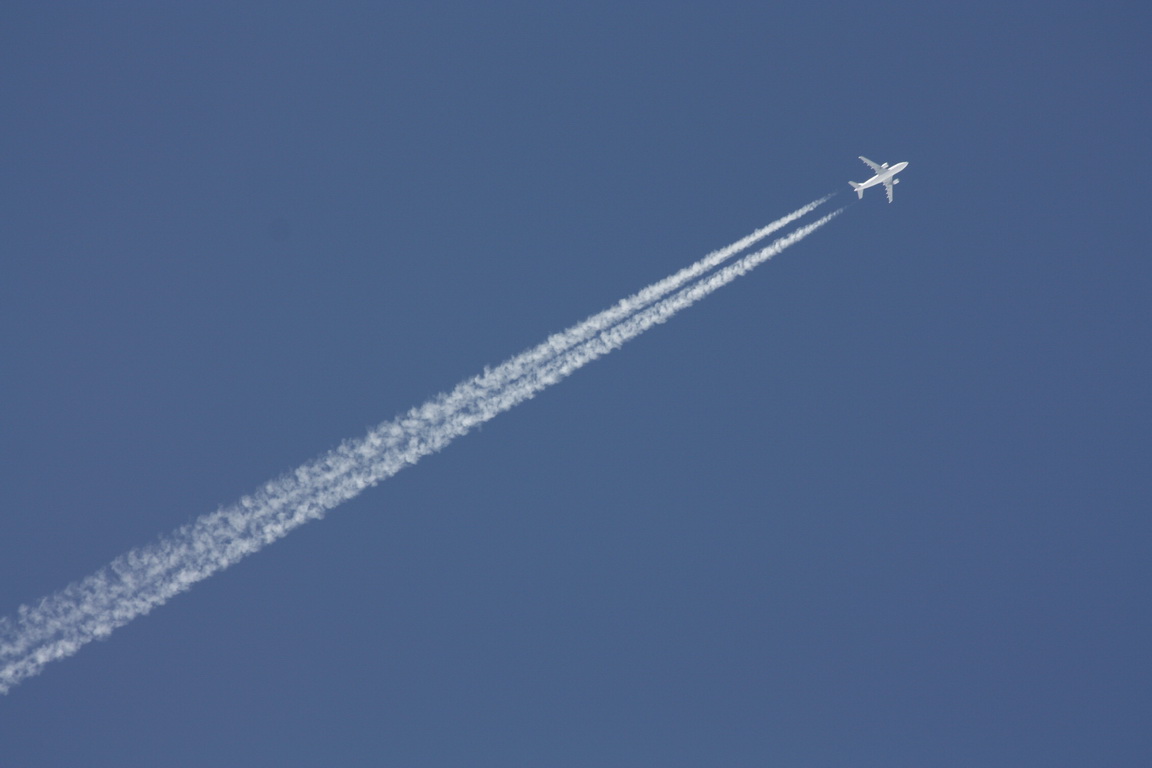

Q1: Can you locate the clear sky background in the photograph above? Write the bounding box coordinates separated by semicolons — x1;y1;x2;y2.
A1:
2;2;1149;766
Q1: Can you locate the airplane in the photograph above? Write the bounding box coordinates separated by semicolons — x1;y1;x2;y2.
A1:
849;156;909;203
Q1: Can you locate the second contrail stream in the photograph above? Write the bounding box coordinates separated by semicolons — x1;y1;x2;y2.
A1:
0;200;842;694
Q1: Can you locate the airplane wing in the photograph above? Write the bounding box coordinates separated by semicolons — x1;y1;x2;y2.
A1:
884;178;895;203
859;156;883;173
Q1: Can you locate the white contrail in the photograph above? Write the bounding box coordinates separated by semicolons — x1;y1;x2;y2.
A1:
411;194;833;407
0;202;842;695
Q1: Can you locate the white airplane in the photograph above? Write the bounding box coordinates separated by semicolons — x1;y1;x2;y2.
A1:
849;156;909;203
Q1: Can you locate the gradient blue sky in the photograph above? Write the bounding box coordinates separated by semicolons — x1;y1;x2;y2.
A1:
2;2;1149;766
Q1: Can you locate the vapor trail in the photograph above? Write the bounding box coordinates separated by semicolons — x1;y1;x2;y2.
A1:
0;202;841;695
416;194;832;407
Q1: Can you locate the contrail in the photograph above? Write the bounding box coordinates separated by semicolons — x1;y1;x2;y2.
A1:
433;194;833;401
0;201;842;695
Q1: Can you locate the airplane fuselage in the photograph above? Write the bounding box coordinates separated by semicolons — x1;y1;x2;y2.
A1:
856;161;907;190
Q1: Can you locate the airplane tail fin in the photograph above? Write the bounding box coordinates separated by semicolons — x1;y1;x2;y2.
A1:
848;181;864;199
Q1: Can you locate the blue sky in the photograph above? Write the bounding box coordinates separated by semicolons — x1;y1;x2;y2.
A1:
2;2;1149;765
